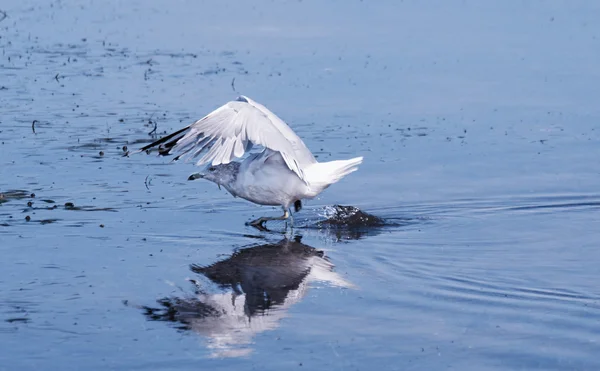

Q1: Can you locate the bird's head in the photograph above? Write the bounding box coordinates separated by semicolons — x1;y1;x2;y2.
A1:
188;162;240;188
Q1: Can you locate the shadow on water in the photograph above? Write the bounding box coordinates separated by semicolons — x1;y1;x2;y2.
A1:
135;235;354;358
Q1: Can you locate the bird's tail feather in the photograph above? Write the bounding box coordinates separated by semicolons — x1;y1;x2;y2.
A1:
303;156;363;194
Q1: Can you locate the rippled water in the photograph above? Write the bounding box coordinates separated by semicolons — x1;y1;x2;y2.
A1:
2;0;600;370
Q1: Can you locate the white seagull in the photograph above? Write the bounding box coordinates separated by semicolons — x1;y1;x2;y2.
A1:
139;95;363;228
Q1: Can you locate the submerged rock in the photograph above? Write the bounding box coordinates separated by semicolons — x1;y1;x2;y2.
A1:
319;205;386;228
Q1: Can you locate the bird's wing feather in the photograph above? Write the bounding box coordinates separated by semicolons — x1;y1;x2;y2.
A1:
139;96;316;181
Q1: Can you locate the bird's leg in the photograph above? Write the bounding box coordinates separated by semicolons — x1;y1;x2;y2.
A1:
288;208;294;229
283;208;296;238
248;207;289;228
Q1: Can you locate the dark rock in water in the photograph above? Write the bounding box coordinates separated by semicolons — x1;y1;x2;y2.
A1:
320;205;386;227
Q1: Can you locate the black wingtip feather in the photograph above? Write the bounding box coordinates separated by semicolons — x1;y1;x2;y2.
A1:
138;125;191;154
294;200;302;212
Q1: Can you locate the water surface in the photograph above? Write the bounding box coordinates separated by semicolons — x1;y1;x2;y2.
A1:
1;0;600;370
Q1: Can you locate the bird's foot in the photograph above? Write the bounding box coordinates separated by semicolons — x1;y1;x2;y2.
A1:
247;209;292;232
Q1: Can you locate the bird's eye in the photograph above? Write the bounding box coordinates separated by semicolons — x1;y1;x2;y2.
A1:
209;167;216;172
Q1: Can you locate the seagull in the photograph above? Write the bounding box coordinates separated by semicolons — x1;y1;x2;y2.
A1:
138;95;363;228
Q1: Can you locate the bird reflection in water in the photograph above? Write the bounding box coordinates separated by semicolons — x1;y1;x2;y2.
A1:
140;235;353;358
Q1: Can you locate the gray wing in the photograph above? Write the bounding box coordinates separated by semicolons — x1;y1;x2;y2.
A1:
140;96;316;181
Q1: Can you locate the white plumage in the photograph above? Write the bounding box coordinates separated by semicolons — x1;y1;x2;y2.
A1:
139;95;363;229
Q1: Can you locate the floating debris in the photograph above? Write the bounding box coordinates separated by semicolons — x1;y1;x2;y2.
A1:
5;317;30;324
0;190;33;201
39;219;59;225
61;202;116;212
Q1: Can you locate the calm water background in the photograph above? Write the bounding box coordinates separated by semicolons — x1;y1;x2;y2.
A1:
1;0;600;370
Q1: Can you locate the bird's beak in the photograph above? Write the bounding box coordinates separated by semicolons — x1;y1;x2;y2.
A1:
188;173;204;181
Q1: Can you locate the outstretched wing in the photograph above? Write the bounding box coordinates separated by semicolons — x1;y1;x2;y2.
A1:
139;95;316;181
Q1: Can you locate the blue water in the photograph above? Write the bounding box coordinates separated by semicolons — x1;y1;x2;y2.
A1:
1;0;600;370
